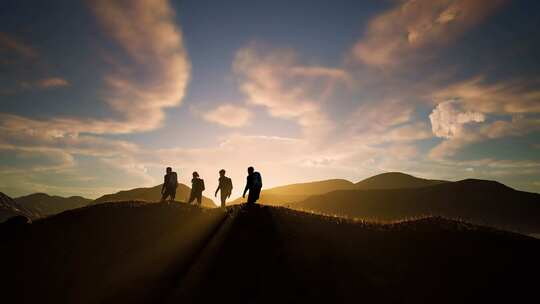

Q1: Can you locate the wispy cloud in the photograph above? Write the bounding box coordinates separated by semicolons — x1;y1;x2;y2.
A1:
428;77;540;158
37;77;69;89
433;77;540;114
234;44;348;140
351;0;507;67
89;0;191;132
0;32;38;58
0;0;191;149
19;77;70;90
202;104;253;128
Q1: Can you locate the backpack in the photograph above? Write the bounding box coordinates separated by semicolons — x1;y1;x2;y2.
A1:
167;172;178;188
193;178;205;192
222;177;233;193
253;172;262;188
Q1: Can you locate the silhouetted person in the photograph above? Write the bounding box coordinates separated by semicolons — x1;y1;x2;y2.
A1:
243;166;262;205
188;171;205;206
161;167;178;203
215;169;233;208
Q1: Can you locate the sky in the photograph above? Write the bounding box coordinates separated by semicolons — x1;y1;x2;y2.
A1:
1;0;539;202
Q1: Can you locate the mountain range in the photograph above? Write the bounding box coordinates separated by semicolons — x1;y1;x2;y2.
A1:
15;193;92;217
0;182;215;222
292;178;540;234
231;172;448;205
1;172;539;235
230;178;355;205
0;192;39;222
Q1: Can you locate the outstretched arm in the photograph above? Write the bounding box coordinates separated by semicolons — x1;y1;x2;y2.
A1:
215;182;220;197
242;184;248;198
243;176;251;198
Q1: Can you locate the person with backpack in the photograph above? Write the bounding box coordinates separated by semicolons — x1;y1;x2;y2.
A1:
161;167;178;203
188;171;205;206
242;166;262;205
215;169;233;208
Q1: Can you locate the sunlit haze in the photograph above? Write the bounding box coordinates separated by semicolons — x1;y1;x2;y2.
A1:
1;0;539;203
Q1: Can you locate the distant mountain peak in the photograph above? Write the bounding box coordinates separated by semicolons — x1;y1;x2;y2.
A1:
1;192;39;222
355;172;447;190
13;192;92;218
455;178;513;191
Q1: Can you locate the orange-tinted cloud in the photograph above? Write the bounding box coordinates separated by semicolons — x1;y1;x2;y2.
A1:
352;0;507;66
0;32;38;58
89;0;191;132
1;0;191;145
234;45;348;139
36;77;69;88
433;77;540;114
202;104;253;128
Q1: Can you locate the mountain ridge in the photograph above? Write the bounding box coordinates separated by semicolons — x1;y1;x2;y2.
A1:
230;178;355;205
355;171;448;190
292;178;540;234
230;172;448;206
0;192;40;222
15;192;92;217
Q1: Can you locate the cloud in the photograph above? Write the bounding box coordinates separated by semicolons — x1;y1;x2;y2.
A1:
201;104;253;127
233;44;349;139
382;122;433;142
433;77;540;114
428;77;540;158
0;145;75;174
19;77;70;90
89;0;191;132
429;99;485;138
348;99;413;135
0;0;191;148
351;0;507;66
346;99;432;145
0;32;38;58
36;77;69;89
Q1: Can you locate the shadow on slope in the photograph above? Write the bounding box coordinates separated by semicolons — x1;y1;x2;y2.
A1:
172;206;540;303
1;202;227;303
293;179;540;234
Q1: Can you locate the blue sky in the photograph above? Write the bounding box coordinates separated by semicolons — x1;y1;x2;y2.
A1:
1;0;539;201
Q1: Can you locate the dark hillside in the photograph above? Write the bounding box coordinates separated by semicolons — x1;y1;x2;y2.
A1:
1;202;538;303
178;206;539;303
